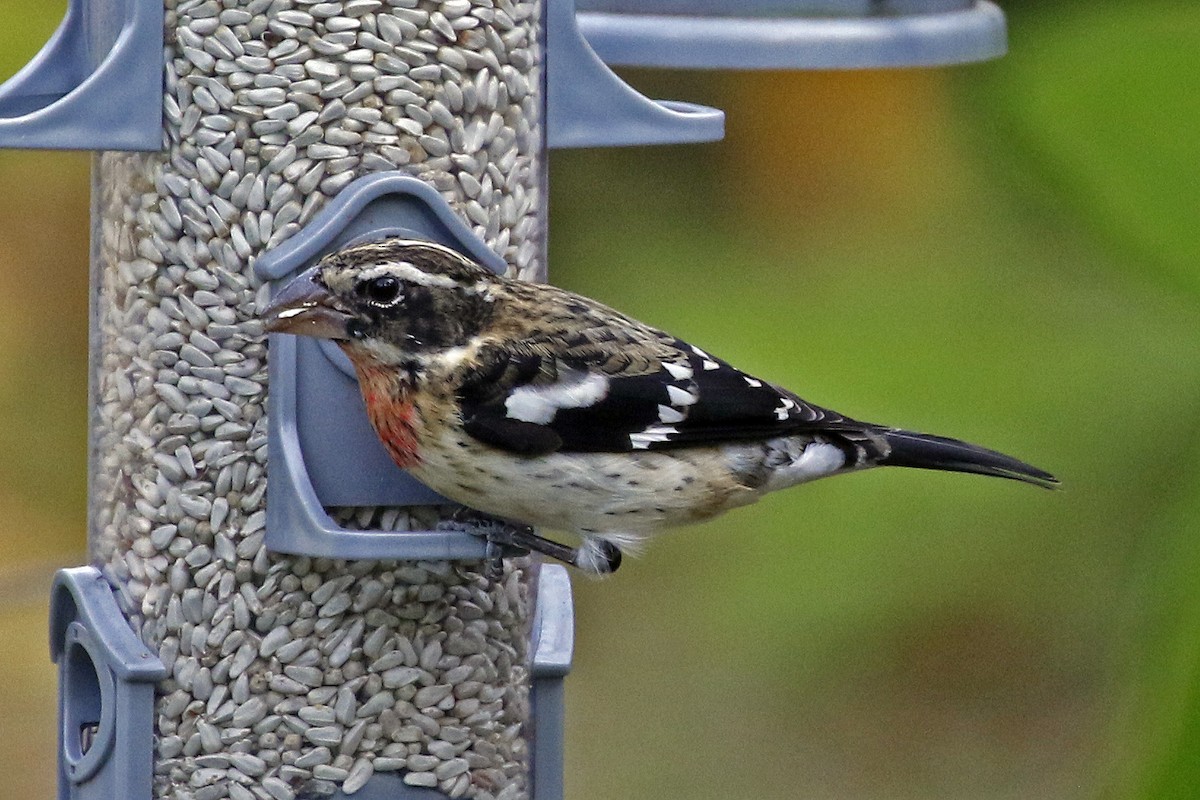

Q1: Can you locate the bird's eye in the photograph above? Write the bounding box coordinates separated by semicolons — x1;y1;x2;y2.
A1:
361;275;401;305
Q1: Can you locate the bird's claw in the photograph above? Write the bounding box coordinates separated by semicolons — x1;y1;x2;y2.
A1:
483;538;507;581
436;511;532;579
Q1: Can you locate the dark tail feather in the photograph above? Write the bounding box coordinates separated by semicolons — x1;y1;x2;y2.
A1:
878;429;1059;489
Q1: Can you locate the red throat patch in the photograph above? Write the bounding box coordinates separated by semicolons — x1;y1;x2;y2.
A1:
351;360;423;469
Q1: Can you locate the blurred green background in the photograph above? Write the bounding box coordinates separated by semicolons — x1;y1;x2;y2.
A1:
1;2;1198;799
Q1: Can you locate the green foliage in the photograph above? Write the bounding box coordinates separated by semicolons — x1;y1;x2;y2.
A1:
975;2;1200;298
0;3;67;82
550;7;1200;795
969;4;1200;798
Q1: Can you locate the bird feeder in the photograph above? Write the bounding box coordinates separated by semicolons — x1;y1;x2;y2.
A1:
0;0;1007;798
575;0;1007;70
50;567;166;800
0;0;163;149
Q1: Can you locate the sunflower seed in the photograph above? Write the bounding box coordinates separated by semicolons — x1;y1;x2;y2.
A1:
97;2;543;796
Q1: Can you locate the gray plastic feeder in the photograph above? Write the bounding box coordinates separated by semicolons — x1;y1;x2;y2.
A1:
314;564;573;800
0;0;163;150
529;564;574;800
49;567;166;800
49;565;573;800
546;0;725;147
575;0;1007;70
255;173;509;561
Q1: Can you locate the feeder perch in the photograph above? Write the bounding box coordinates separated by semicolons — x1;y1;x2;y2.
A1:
575;0;1007;70
0;0;163;150
49;567;166;800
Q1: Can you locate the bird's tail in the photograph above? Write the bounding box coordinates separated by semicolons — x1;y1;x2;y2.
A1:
876;429;1059;489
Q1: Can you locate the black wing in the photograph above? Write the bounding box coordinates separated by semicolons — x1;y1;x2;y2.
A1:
456;339;864;456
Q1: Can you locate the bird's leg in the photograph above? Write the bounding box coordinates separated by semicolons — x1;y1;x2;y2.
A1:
437;509;622;575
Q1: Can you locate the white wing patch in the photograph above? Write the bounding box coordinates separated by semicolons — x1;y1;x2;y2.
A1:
505;372;610;424
666;385;699;406
630;425;679;450
690;345;720;371
657;404;686;423
664;362;694;380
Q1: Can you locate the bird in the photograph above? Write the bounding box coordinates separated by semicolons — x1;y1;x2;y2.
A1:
262;238;1057;575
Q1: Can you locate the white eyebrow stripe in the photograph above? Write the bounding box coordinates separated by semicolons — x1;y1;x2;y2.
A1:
361;261;460;289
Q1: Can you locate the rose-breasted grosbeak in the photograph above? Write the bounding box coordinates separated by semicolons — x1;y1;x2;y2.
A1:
263;239;1057;575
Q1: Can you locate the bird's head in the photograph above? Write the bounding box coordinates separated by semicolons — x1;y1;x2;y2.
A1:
262;239;499;365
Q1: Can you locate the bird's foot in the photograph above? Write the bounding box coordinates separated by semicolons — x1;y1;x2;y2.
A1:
436;509;623;576
436;510;530;579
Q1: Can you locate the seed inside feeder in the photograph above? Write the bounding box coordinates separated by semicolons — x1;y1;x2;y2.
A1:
91;1;544;798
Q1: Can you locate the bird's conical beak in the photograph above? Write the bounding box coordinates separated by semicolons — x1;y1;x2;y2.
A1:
262;267;353;340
